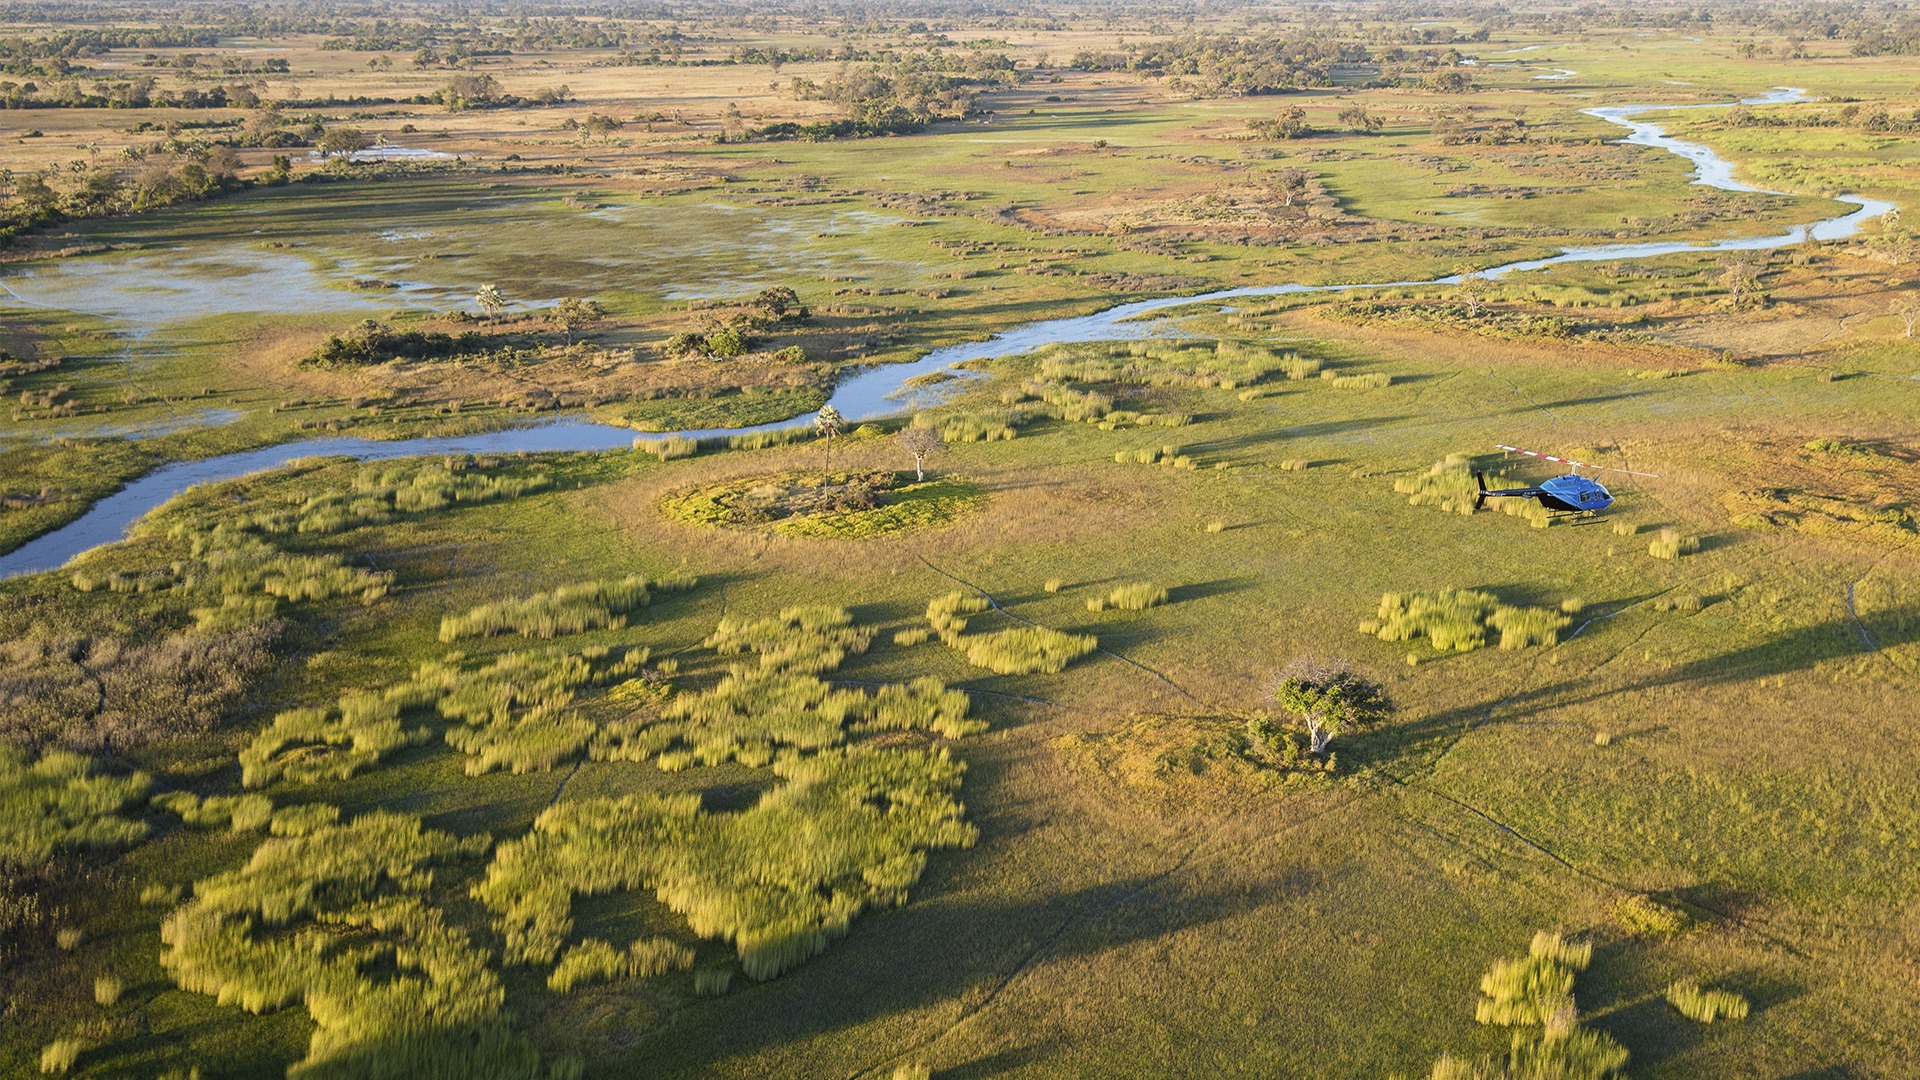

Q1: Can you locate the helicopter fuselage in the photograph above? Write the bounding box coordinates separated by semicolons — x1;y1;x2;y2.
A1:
1474;472;1614;514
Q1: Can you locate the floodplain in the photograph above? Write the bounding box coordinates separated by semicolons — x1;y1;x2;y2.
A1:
2;2;1918;1078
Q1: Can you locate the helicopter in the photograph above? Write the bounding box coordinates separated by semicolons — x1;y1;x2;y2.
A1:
1473;445;1658;517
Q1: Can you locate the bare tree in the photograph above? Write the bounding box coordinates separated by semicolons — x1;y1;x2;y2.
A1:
1268;657;1392;756
1893;295;1920;338
897;426;943;481
1454;264;1486;318
1273;168;1312;208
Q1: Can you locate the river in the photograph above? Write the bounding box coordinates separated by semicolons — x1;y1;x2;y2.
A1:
0;87;1895;578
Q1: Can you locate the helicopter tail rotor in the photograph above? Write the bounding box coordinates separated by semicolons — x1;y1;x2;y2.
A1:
1473;471;1488;512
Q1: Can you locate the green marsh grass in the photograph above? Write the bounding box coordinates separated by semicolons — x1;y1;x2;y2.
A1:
39;1038;84;1075
438;574;661;642
1363;590;1572;653
1648;527;1701;559
1665;980;1750;1023
0;747;150;862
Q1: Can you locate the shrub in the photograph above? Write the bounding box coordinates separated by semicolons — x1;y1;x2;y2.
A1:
1666;980;1749;1023
439;575;661;642
0;747;150;862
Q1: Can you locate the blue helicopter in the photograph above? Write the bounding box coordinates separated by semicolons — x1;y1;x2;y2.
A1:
1473;445;1658;517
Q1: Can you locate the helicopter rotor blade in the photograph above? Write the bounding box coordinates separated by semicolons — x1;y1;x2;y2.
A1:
1495;445;1660;479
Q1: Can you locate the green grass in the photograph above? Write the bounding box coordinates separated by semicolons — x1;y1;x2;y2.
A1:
5;25;1920;1080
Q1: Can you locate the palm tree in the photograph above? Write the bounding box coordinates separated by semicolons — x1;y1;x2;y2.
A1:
814;405;845;480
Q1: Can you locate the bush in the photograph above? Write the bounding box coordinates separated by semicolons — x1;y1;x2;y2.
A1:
1666;980;1749;1023
0;747;150;862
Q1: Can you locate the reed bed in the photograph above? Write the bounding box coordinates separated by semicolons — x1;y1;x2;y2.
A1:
1665;980;1750;1023
1362;589;1571;652
160;810;530;1079
0;747;150;862
439;574;664;642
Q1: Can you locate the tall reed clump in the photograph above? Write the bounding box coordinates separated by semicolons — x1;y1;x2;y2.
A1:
167;459;551;537
1087;582;1168;613
83;535;394;612
1648;527;1700;559
152;791;275;832
598;614;978;766
159;811;539;1079
0;747;150;862
239;683;437;788
425;646;646;776
1430;931;1629;1080
706;606;872;674
1396;454;1545;525
1362;590;1571;652
635;435;701;461
475;746;974;980
439;574;672;642
1665;980;1749;1023
39;1038;86;1075
547;936;694;991
924;592;1095;674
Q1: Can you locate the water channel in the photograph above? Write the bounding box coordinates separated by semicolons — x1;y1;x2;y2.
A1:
0;87;1895;578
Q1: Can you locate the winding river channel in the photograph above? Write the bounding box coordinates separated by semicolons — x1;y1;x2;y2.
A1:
0;87;1896;578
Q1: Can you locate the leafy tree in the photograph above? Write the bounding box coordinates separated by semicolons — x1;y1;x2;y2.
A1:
1338;105;1382;133
1252;105;1313;139
475;283;507;321
897;426;943;481
1269;657;1390;755
552;297;603;344
814;404;845;478
316;126;372;158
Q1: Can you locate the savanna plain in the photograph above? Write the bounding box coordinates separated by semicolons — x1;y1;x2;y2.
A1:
1;1;1918;1077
